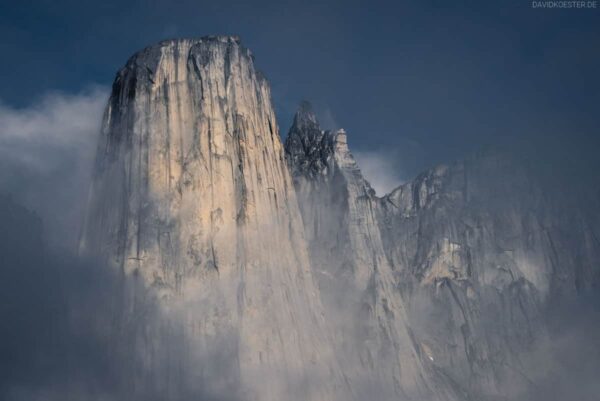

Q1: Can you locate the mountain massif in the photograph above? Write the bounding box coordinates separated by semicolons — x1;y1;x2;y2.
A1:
79;36;600;400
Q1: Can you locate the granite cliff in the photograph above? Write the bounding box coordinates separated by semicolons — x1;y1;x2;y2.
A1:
80;36;346;401
80;37;600;400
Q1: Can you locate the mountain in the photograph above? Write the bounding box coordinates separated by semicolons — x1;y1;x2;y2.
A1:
285;103;600;400
79;36;600;400
79;36;347;401
375;150;600;399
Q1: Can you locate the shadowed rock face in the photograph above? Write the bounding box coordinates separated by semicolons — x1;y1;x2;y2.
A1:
286;105;453;401
376;152;600;399
80;37;345;401
285;103;600;400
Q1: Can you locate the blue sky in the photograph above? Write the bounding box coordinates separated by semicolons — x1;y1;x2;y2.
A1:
0;0;599;193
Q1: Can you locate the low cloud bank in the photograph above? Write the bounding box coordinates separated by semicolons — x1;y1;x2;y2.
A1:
0;87;108;250
0;195;242;401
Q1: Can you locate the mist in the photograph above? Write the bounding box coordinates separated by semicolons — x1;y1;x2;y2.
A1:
1;86;599;400
352;150;405;195
0;88;245;401
0;194;245;401
0;87;108;250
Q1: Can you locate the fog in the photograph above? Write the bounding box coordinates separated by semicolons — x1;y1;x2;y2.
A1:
0;193;245;401
0;89;599;400
0;88;108;250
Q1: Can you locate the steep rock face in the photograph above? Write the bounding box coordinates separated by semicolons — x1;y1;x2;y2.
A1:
377;152;600;399
80;37;344;401
285;105;452;401
379;153;600;295
284;103;600;400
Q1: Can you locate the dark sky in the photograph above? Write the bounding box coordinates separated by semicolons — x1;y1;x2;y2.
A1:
0;0;599;183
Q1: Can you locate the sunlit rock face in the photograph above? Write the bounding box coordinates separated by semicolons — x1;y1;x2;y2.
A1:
80;37;344;401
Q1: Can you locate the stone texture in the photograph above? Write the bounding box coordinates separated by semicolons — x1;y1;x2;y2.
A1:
285;103;600;400
80;37;346;401
286;105;453;400
376;151;600;399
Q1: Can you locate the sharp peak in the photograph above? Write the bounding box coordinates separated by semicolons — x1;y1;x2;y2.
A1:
292;101;320;131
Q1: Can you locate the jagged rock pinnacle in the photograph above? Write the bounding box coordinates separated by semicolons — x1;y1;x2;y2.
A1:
285;101;339;180
292;100;320;132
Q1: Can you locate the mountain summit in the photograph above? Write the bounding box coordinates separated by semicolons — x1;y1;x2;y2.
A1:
80;37;345;401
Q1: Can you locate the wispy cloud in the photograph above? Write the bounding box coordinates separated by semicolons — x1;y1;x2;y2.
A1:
0;86;108;250
352;149;405;196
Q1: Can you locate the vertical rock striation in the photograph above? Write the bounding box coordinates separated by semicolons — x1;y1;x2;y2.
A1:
284;102;600;400
377;151;600;399
80;37;344;401
285;104;450;401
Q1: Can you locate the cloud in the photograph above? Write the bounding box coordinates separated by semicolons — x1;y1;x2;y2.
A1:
352;149;405;196
311;106;406;196
0;196;243;401
0;86;108;250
